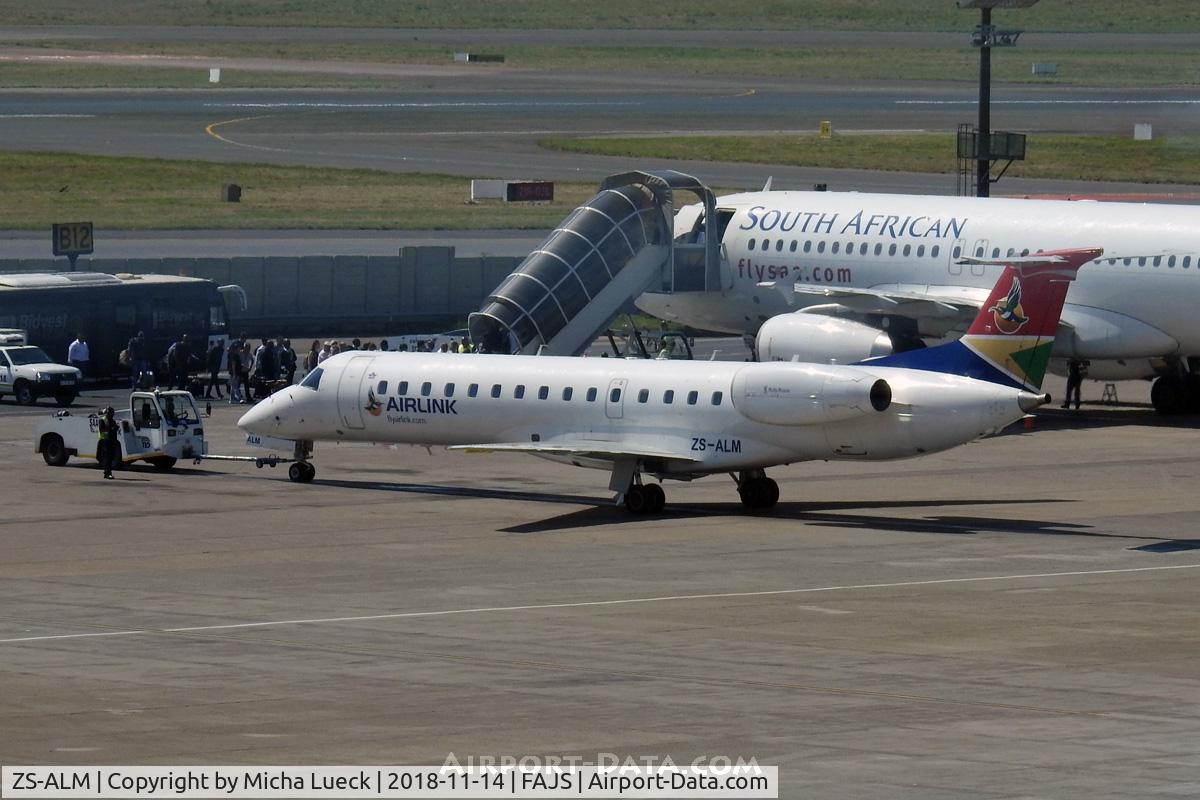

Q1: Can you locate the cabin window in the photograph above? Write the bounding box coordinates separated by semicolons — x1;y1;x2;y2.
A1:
1021;248;1030;256
663;389;675;404
586;387;598;402
398;381;409;395
1007;248;1016;257
687;390;699;405
1123;258;1132;266
903;244;912;257
1186;256;1193;268
860;243;868;255
817;241;826;253
445;383;455;397
376;380;387;395
832;242;840;254
300;368;323;390
514;384;526;399
953;245;962;258
874;243;883;256
562;387;573;401
804;240;813;253
638;388;649;403
931;245;940;258
491;383;501;398
538;385;549;399
789;240;797;252
609;387;622;403
761;239;770;251
711;391;723;406
421;381;432;397
846;241;854;253
992;247;1000;258
1154;256;1162;267
916;245;925;257
775;239;784;252
468;383;479;397
1169;255;1177;267
748;238;756;249
1139;257;1147;267
888;244;897;256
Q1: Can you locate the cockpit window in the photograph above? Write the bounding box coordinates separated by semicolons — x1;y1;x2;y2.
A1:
300;368;323;390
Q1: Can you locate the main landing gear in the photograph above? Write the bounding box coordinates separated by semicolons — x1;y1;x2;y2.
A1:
624;479;666;515
735;469;779;512
1151;369;1200;415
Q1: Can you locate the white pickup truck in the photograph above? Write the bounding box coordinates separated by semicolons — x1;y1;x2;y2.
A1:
0;344;82;406
35;391;206;470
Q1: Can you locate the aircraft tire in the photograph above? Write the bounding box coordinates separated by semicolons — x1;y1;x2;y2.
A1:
288;462;305;483
624;485;648;514
761;478;780;509
643;483;666;513
1152;375;1186;415
301;463;316;483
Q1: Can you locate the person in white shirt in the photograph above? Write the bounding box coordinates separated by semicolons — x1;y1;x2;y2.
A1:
67;334;89;377
317;342;331;364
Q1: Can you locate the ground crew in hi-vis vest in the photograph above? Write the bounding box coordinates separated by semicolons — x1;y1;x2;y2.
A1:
97;407;118;479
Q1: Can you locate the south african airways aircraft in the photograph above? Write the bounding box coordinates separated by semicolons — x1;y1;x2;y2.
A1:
238;248;1096;514
639;191;1200;413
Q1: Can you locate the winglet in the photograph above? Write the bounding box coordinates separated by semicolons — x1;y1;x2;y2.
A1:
862;247;1101;391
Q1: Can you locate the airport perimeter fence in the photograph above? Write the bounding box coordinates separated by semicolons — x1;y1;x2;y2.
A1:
0;247;523;337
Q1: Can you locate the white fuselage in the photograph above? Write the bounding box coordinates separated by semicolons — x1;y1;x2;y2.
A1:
639;191;1199;378
239;351;1038;478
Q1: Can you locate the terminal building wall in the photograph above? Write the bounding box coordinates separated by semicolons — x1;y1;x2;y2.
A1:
0;248;522;336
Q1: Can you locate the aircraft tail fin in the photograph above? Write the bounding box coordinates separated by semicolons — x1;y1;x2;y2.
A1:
862;247;1102;391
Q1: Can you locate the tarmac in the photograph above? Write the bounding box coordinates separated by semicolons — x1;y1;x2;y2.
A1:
2;381;1199;799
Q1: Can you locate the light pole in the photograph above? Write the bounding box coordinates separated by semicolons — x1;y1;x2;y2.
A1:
957;0;1039;197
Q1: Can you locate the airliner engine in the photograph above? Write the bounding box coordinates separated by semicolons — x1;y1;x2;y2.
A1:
756;313;894;364
731;363;892;426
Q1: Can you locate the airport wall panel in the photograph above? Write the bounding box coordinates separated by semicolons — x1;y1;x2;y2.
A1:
413;247;454;314
122;258;165;276
484;257;517;290
451;257;485;314
364;256;401;316
297;256;336;316
190;258;234;287
229;257;267;319
262;257;301;317
398;248;419;314
330;255;368;316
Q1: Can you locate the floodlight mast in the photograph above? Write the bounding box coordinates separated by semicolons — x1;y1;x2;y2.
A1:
957;0;1040;197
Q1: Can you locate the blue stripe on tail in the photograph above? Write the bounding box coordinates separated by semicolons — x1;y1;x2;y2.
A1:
861;341;1025;389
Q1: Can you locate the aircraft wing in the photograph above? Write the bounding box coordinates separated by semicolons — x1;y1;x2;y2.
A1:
448;441;702;463
788;283;991;321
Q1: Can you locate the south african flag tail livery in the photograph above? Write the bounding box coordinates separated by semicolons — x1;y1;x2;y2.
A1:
861;247;1103;391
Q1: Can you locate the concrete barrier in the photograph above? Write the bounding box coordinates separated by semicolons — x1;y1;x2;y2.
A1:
0;247;526;336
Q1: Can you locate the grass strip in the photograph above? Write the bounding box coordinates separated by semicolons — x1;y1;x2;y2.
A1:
0;151;597;230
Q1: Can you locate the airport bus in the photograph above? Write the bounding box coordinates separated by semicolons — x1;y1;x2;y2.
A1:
0;272;238;379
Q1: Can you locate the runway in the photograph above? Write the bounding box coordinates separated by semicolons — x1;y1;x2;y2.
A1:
2;384;1199;797
3;77;1199;196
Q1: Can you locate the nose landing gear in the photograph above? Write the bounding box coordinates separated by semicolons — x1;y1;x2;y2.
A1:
288;461;316;483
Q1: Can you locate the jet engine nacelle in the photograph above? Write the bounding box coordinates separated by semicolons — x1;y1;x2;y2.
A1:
732;363;892;426
756;313;893;364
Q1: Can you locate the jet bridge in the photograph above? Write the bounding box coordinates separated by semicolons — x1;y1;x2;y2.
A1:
469;170;721;356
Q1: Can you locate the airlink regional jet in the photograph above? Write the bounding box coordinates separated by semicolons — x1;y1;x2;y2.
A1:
239;248;1097;514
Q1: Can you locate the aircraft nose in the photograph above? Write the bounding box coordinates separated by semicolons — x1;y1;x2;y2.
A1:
238;394;282;435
